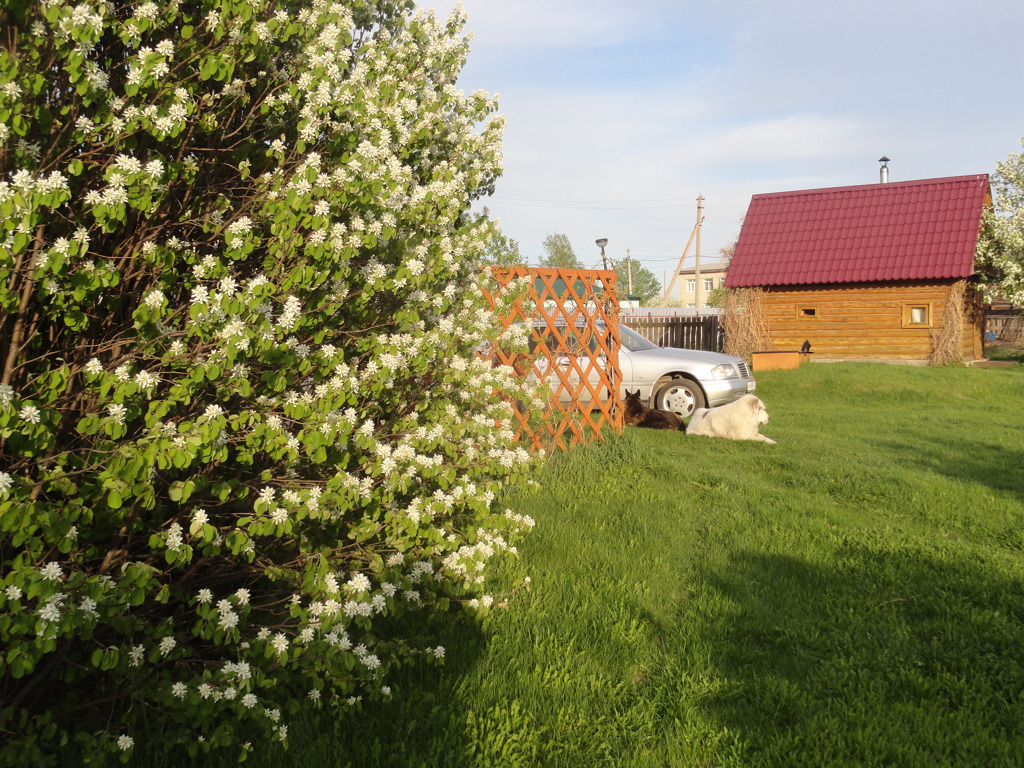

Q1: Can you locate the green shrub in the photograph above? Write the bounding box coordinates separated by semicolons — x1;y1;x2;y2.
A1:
0;0;541;762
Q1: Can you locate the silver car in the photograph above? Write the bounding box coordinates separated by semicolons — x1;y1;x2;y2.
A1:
616;323;755;416
522;321;755;418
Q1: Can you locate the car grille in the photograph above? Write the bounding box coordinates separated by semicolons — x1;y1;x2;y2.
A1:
737;362;750;378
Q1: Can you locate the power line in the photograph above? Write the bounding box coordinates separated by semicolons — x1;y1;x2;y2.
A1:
492;201;691;211
626;254;723;264
493;195;695;204
488;194;695;211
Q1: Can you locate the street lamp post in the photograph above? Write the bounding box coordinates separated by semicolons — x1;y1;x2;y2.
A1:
595;238;609;271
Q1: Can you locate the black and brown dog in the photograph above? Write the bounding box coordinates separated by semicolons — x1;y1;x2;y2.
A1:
623;389;686;432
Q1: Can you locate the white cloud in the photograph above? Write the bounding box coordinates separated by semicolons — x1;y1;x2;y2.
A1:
689;115;869;168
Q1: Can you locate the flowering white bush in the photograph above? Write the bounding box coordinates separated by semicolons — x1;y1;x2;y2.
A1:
977;138;1024;305
0;0;542;762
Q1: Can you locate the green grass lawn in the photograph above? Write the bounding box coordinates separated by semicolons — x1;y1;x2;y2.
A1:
226;362;1024;767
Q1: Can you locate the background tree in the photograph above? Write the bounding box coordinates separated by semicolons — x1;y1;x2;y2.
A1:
977;138;1024;305
705;285;730;307
475;208;524;266
717;223;742;267
0;1;541;763
613;259;660;303
539;232;582;269
704;234;740;307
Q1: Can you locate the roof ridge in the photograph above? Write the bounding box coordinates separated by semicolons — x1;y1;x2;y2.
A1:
750;174;989;201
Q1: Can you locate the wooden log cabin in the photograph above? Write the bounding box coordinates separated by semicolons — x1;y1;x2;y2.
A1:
725;174;991;364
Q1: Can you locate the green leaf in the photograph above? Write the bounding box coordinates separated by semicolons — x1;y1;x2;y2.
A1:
199;55;218;80
168;481;189;501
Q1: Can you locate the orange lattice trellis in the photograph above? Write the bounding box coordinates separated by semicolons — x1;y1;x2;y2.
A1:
486;267;623;452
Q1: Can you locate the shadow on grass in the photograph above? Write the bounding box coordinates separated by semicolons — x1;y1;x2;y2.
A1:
870;431;1024;499
253;605;488;768
138;606;488;768
983;343;1024;364
694;545;1024;767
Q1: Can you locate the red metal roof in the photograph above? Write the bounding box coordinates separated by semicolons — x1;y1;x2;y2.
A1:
725;174;990;288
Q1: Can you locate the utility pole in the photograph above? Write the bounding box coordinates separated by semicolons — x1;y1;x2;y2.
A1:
626;249;634;295
694;195;704;310
659;218;700;307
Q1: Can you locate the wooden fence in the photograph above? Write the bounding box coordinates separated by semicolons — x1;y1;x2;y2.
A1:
985;307;1022;342
486;267;622;452
620;313;723;352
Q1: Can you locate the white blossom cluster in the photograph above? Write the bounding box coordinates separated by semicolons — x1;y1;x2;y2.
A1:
978;140;1024;305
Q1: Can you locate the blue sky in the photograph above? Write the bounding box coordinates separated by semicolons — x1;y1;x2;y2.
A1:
426;0;1024;282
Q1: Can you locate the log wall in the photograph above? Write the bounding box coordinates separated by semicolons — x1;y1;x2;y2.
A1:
761;281;984;363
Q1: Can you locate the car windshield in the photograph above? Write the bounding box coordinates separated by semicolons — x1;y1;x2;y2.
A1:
618;324;659;352
523;321;658;355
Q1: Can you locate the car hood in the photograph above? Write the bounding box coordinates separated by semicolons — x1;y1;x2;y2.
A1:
632;346;745;367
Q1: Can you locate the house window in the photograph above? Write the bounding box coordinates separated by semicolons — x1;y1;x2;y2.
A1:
798;306;819;318
902;302;932;328
703;278;715;292
685;279;696;293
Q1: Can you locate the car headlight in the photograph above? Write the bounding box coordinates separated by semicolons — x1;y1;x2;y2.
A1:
710;364;738;379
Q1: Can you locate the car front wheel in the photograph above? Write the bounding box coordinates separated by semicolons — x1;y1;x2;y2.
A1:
654;378;705;417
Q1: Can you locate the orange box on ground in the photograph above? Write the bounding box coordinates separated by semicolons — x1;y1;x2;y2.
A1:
751;351;812;371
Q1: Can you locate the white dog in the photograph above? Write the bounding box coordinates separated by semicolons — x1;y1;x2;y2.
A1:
686;395;776;444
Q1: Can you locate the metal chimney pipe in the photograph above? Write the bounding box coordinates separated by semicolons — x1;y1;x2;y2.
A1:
879;156;890;183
